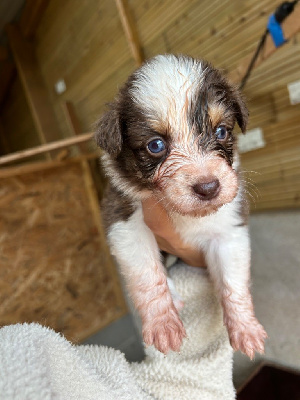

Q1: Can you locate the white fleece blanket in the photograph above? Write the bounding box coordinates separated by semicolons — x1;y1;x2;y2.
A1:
0;263;235;400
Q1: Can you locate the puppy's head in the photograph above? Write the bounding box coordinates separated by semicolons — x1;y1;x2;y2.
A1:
96;54;248;216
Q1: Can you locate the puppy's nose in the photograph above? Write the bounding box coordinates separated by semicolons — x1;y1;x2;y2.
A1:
192;178;220;200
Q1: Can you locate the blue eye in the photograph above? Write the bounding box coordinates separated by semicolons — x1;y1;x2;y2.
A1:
216;126;228;141
147;139;166;154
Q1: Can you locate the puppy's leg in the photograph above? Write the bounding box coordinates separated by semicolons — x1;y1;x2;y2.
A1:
205;226;267;359
108;206;186;354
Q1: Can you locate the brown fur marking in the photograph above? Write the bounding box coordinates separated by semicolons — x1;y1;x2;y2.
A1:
101;184;136;232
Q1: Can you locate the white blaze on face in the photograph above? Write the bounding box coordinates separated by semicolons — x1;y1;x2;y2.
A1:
130;55;205;139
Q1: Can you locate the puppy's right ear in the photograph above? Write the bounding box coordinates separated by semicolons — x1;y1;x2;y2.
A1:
95;106;122;157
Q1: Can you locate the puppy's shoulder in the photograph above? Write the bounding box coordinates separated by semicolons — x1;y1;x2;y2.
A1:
101;184;137;231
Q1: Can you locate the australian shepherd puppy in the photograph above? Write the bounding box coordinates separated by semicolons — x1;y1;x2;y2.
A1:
95;54;267;358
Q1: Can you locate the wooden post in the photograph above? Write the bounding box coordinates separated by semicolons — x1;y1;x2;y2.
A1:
81;159;127;315
6;24;62;158
229;5;300;84
63;100;106;200
63;101;127;315
63;101;86;154
19;0;50;40
115;0;144;66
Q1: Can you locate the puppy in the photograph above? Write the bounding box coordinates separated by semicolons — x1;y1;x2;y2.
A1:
95;54;267;358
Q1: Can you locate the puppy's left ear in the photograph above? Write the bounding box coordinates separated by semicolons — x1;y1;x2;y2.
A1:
232;88;249;133
94;105;123;157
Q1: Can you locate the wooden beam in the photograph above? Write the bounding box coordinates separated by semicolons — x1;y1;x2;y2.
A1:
6;24;62;156
64;100;107;200
19;0;50;40
63;101;86;153
115;0;144;66
80;159;127;314
0;132;94;166
64;101;82;135
0;153;99;179
229;5;300;84
0;61;15;107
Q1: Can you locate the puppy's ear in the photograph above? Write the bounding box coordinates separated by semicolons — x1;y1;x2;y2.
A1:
95;106;122;157
232;89;249;134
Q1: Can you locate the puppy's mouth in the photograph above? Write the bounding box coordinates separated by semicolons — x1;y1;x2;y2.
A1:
153;170;238;217
156;182;236;217
150;150;239;217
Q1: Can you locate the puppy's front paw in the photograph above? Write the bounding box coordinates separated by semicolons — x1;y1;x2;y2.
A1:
228;318;267;359
143;308;186;354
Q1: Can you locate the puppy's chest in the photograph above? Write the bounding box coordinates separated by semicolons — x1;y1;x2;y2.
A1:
170;205;239;249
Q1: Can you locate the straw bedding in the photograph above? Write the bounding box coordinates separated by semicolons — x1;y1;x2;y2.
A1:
0;162;125;341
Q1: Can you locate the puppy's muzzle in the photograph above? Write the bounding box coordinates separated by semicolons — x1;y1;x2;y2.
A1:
192;177;220;200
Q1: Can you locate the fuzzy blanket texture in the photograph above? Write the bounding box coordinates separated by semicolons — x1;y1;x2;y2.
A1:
0;263;235;400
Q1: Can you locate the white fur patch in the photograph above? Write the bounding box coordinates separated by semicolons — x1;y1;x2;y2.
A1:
107;205;161;276
170;188;251;301
130;55;205;135
170;189;244;246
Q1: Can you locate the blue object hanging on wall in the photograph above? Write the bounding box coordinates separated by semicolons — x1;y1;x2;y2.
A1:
267;14;287;47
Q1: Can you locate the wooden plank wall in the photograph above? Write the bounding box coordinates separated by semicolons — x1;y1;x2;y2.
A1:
1;76;42;160
35;0;136;138
1;0;300;210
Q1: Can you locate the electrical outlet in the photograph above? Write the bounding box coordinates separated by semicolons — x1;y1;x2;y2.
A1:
237;127;265;153
288;80;300;105
54;79;66;94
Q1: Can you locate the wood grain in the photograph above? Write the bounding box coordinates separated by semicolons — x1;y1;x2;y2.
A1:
7;24;62;157
0;161;126;341
1;0;300;212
